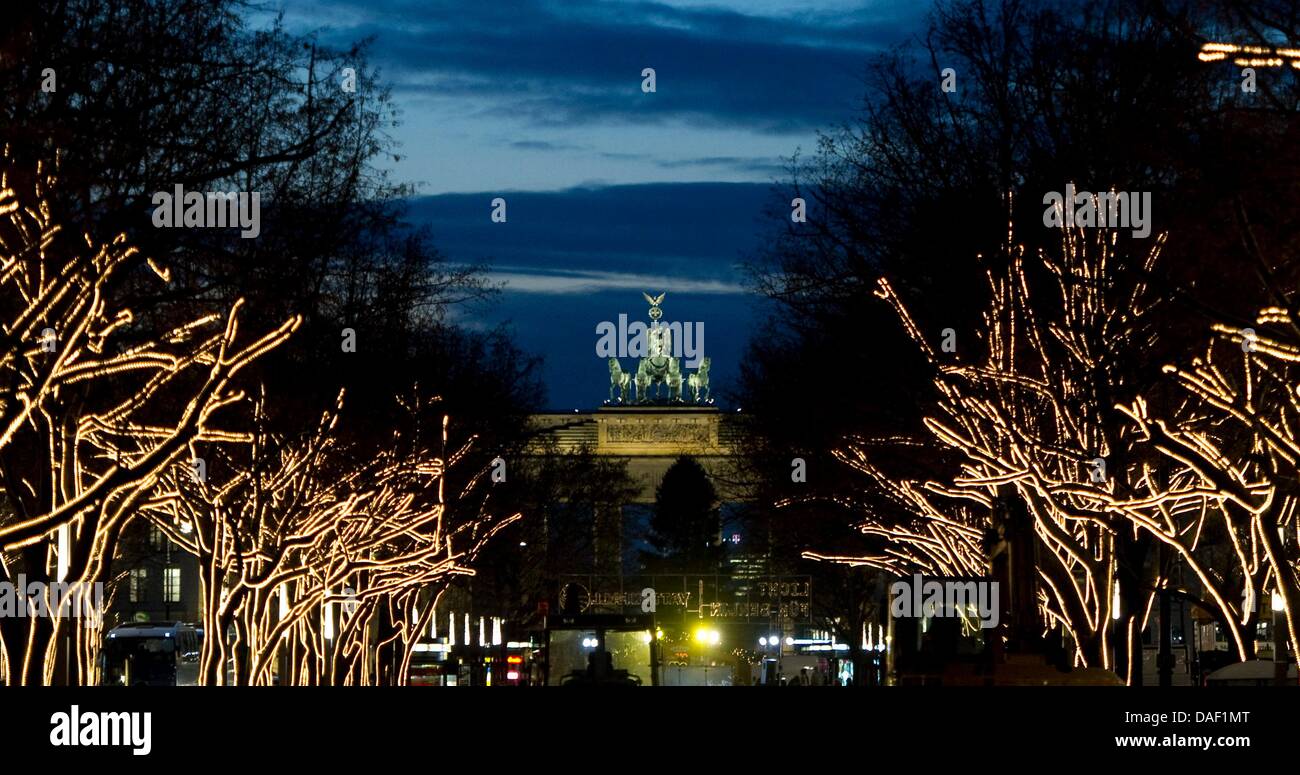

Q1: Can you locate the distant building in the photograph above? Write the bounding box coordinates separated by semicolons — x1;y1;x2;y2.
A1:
530;290;752;577
108;522;201;627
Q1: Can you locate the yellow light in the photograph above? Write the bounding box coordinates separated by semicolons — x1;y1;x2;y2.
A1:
1200;41;1300;68
693;627;720;646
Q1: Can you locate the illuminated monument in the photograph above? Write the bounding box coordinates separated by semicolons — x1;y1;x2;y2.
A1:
605;292;710;407
532;293;781;671
535;292;735;503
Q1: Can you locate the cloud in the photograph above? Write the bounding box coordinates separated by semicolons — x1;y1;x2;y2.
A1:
290;0;922;134
654;155;788;176
404;181;779;273
488;266;748;294
508;139;583;151
505;147;785;176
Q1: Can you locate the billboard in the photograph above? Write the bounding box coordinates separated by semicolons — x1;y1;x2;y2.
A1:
557;574;811;623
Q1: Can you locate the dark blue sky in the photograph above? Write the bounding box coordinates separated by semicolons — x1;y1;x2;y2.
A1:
277;0;929;408
409;183;774;409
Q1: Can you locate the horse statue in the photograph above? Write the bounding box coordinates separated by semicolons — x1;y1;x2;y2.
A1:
687;356;711;403
635;357;682;402
635;322;682;402
608;358;631;403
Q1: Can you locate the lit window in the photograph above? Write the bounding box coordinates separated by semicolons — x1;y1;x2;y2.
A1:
164;567;181;603
129;568;148;603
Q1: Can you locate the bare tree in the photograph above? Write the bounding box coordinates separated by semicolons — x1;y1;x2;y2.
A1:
151;390;520;685
0;149;297;685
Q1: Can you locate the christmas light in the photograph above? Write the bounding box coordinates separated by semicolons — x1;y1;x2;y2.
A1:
0;149;297;685
800;211;1297;676
1200;41;1300;67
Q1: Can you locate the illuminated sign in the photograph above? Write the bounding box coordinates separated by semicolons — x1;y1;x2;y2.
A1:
559;575;812;623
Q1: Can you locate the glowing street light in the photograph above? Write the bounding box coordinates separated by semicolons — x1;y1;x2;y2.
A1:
694;627;720;646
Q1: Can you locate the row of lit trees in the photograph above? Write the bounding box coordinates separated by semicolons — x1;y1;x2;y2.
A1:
0;149;294;684
0;149;517;685
0;0;532;686
732;0;1300;684
150;390;519;685
811;203;1298;679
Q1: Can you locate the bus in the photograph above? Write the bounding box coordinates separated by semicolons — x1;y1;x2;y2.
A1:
545;613;655;686
100;621;201;686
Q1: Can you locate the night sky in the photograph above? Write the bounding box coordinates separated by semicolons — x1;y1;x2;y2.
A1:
278;0;928;409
